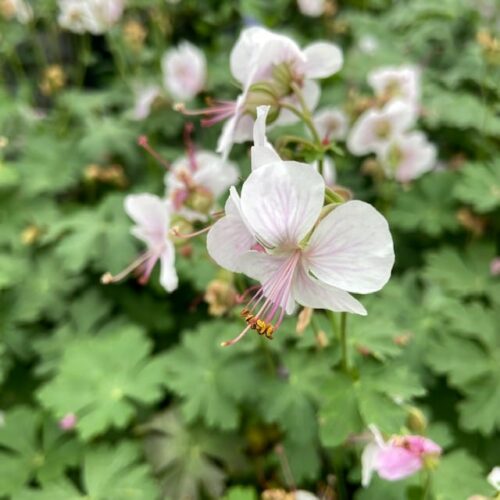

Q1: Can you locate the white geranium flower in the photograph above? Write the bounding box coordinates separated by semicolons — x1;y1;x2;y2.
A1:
58;0;124;34
313;107;348;142
162;41;207;101
378;132;436;183
297;0;326;17
207;107;394;346
347;99;417;156
368;65;421;105
102;194;178;293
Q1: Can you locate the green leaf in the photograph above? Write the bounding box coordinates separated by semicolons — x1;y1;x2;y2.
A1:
164;321;263;430
389;171;459;237
143;409;245;500
432;450;489;500
454;161;500;213
223;486;258;500
424;243;500;299
15;442;158;500
0;407;80;497
37;325;168;440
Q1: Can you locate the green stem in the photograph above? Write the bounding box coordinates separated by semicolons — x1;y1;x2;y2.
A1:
276;134;318;150
280;102;322;145
421;470;432;500
339;312;348;373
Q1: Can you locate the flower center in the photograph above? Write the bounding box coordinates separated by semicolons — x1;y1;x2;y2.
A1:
221;250;301;347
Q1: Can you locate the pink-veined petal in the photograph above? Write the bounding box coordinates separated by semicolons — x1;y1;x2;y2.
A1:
303;42;343;79
240;161;324;248
292;262;367;315
376;446;423;481
125;194;170;248
206;195;255;272
305;200;394;294
251;105;281;169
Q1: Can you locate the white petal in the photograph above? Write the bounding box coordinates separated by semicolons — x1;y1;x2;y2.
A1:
361;442;381;487
251;106;281;169
192;152;239;198
240;161;324;248
305;201;394;294
346;109;380;155
292;262;367;315
303;42;343;79
313;107;348;141
206;196;255;272
124;194;170;247
159;242;178;292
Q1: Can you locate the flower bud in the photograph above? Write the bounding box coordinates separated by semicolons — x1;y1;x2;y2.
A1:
21;225;41;246
123;19;147;53
184;187;214;215
204;279;237;317
40;65;66;96
406;407;427;434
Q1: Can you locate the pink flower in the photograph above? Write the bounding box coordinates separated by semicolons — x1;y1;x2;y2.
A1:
368;65;421;105
162;42;207;101
490;258;500;276
347;99;417;156
297;0;326;17
59;413;77;431
362;425;442;486
207;107;394;345
102;194;178;292
165;150;238;221
378;132;436;182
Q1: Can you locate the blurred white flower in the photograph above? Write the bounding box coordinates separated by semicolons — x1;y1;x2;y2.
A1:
378;132;436;183
368;65;421;105
297;0;326;17
216;26;343;156
132;84;161;121
313;107;348;142
101;194;178;293
162;41;207;101
0;0;33;23
58;0;125;34
488;466;500;491
358;34;379;54
347;99;417;156
313;156;336;186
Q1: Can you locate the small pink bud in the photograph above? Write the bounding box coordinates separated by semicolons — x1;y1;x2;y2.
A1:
490;257;500;277
59;413;77;431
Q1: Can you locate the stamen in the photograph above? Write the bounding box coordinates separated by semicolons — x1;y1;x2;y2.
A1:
220;323;252;347
174;100;237;128
101;250;154;284
170;224;212;239
137;135;170;170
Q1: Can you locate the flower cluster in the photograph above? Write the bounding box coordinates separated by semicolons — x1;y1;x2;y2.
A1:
58;0;124;34
347;65;437;183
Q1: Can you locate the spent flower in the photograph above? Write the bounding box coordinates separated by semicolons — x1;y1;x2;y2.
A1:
361;425;442;487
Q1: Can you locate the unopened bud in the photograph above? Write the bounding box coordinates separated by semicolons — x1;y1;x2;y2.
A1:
406;407;427;434
296;307;313;335
185;188;214;215
21;225;41;246
123;19;147;52
315;329;329;348
39;65;66;96
204;279;237;317
100;272;113;284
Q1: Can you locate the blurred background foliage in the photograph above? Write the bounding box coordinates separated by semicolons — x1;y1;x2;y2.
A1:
0;0;499;499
